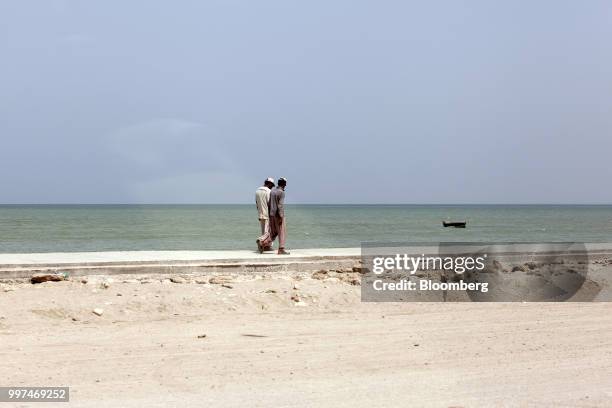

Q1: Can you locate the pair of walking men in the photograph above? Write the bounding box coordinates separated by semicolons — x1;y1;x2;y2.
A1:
255;177;289;255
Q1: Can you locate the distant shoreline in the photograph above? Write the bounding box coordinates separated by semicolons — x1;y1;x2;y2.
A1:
1;203;612;206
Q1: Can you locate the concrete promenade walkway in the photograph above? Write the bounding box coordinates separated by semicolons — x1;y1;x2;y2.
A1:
2;244;611;280
0;248;361;279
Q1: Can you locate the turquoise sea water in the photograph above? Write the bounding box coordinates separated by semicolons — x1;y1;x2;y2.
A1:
0;205;611;253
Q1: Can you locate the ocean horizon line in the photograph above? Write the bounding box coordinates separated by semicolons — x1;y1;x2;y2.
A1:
1;203;611;206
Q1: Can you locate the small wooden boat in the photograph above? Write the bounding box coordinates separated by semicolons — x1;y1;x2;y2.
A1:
442;221;467;228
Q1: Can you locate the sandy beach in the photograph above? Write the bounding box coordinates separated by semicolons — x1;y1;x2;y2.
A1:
1;249;612;407
3;0;612;405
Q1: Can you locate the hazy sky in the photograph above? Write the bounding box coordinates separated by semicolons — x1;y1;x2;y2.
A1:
1;1;611;204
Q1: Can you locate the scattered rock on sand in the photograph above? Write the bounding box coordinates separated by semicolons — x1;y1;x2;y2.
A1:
221;284;233;289
265;289;277;294
170;276;186;284
31;273;65;284
512;265;526;272
312;270;328;280
197;334;207;339
100;281;111;289
339;273;361;286
209;276;232;285
195;278;208;284
92;308;104;316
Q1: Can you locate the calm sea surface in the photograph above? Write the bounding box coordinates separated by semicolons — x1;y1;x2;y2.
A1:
0;205;611;253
